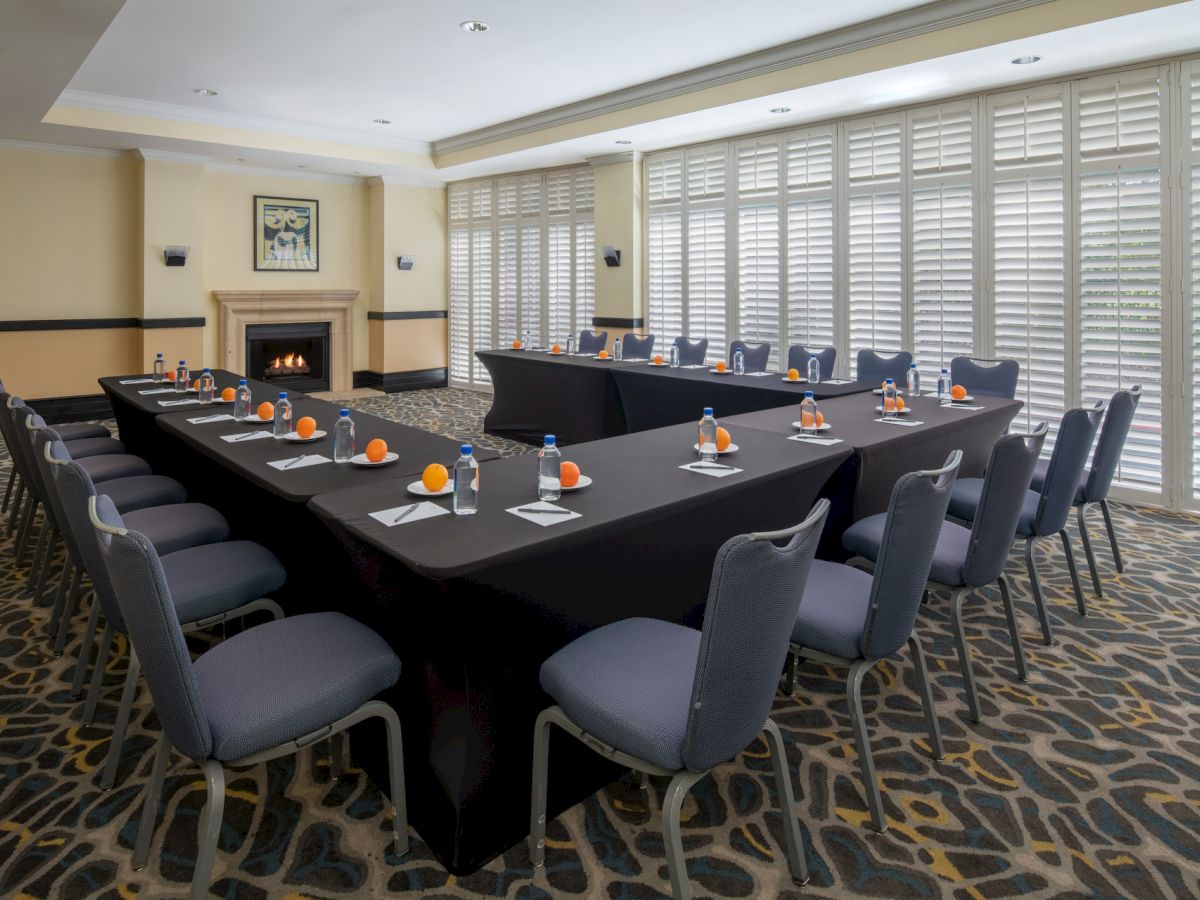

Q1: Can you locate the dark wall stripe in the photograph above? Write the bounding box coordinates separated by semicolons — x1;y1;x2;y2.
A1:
367;310;447;321
26;394;114;424
592;316;645;329
353;367;448;392
0;317;206;332
138;317;206;329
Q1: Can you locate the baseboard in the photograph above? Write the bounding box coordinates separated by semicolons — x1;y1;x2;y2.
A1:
28;394;113;424
353;368;448;392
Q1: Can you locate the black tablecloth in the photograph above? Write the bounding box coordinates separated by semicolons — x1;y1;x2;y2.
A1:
611;365;875;433
477;349;636;444
308;423;851;873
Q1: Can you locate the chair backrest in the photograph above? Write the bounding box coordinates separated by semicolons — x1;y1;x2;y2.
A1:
683;500;829;772
6;399;44;500
950;356;1020;399
728;340;770;373
860;451;962;660
30;421;73;540
621;333;655;358
961;425;1048;586
91;494;213;763
672;336;708;365
1083;385;1142;502
1032;402;1104;535
856;349;913;385
577;330;608;355
0;387;20;457
786;345;837;378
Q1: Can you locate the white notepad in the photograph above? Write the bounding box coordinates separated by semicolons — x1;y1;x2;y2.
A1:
370;502;450;527
267;454;332;471
158;398;202;407
186;414;235;424
874;418;924;427
788;435;844;446
119;378;155;385
506;501;582;527
679;462;743;478
220;430;273;443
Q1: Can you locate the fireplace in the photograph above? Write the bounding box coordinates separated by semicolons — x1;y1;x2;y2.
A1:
246;322;331;393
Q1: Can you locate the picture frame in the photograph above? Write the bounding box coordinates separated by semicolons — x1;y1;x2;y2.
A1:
253;195;319;271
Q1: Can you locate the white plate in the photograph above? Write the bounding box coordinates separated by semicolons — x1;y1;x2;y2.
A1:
708;368;733;375
875;406;912;415
238;414;274;425
560;474;593;492
407;480;453;497
942;395;975;403
593;355;614;361
548;351;565;356
648;361;669;367
210;398;232;404
351;451;399;466
693;443;739;454
782;377;808;384
790;422;832;432
281;430;328;442
872;388;906;395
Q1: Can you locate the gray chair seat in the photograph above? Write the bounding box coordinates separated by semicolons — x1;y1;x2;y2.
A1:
193;611;399;761
161;540;287;625
99;475;187;513
843;514;972;587
56;422;111;441
79;453;152;483
1027;458;1086;503
951;478;1040;537
539;617;700;771
63;436;127;458
123;503;229;556
791;560;873;658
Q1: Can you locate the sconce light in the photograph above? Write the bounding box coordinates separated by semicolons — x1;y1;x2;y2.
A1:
164;245;189;267
600;245;621;267
397;256;415;270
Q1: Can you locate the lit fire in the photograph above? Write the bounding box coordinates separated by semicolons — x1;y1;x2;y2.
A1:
270;353;306;369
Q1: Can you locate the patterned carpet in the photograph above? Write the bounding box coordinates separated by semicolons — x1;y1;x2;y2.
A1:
1;388;1199;899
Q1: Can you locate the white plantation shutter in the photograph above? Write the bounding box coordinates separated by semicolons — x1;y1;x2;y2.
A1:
1188;60;1200;506
688;208;725;358
448;185;471;383
785;128;836;353
573;170;596;335
737;203;781;361
470;223;492;384
647;208;683;340
546;220;572;344
497;224;518;345
1076;70;1164;490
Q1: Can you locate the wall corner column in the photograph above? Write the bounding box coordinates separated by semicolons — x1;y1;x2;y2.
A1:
589;153;643;348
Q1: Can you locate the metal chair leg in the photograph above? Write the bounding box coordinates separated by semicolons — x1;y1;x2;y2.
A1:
949;590;983;722
16;498;39;564
100;649;141;790
1059;529;1087;617
1099;499;1124;573
7;479;25;535
33;532;61;603
52;567;84;656
1077;505;1103;597
70;595;101;699
908;634;945;759
997;575;1029;683
763;719;809;887
1025;537;1056;646
25;521;50;597
328;735;343;779
528;708;553;866
637;771;650;790
48;560;74;639
81;621;114;725
190;760;226;900
846;659;887;833
662;770;706;900
378;703;409;857
783;651;797;695
133;731;171;870
2;467;16;514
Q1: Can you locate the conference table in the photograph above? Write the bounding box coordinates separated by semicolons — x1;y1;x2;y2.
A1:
477;348;874;444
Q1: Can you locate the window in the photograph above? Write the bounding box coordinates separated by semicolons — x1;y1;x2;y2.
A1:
448;167;594;387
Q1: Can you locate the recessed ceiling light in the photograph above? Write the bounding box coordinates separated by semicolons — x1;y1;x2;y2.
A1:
297;165;307;168
615;139;632;145
372;118;391;125
1011;55;1041;65
460;20;489;32
236;157;245;162
193;88;218;96
770;107;791;114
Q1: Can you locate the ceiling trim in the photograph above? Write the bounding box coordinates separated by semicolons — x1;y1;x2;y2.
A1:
57;89;432;154
135;147;209;164
0;137;123;160
586;151;642;167
431;0;1056;155
365;174;447;188
204;162;374;185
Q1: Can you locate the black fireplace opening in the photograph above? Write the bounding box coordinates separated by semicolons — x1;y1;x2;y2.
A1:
246;322;331;393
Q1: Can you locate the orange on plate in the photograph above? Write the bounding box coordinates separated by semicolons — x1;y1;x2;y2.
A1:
654;354;664;365
295;416;317;439
256;401;274;421
512;340;523;350
715;360;727;372
883;396;898;411
422;463;449;492
787;368;800;381
801;411;825;427
598;349;609;359
551;344;561;354
220;386;236;402
561;460;580;488
716;427;731;452
897;397;906;411
193;379;201;391
165;370;175;381
951;384;967;400
365;438;388;463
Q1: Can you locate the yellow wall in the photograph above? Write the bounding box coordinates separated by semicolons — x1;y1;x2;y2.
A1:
592;161;642;327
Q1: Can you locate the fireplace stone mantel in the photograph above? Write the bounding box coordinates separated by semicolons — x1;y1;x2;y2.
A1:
212;290;357;392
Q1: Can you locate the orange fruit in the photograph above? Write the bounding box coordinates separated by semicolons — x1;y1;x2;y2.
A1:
896;397;906;411
817;411;825;427
422;463;449;492
787;368;800;381
551;344;561;354
220;387;236;402
193;379;201;391
951;384;967;400
716;427;731;452
884;397;898;411
598;349;609;359
801;411;821;427
365;438;388;463
295;416;317;439
715;360;727;373
256;401;274;421
512;339;522;349
654;354;664;365
560;460;580;488
165;370;175;381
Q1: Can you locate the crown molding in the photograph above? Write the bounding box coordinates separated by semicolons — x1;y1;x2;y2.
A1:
134;147;210;164
205;161;368;185
57;89;432;155
432;0;1055;156
0;137;123;159
586;151;642;167
365;174;446;188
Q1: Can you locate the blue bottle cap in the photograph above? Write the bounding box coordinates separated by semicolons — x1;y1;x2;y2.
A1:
805;391;814;398
544;435;556;445
179;360;186;365
278;391;288;399
239;378;247;385
202;367;211;373
156;352;163;358
941;367;949;373
703;407;714;416
461;444;473;455
339;408;350;417
910;363;918;368
884;378;894;384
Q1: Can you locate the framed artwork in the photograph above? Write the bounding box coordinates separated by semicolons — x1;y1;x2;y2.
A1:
253;195;319;271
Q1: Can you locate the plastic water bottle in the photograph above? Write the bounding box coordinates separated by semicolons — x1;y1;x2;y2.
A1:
566;335;576;356
234;379;251;419
152;353;165;383
907;363;921;398
523;329;532;350
937;367;952;402
613;337;623;361
273;391;292;437
800;391;819;434
198;368;215;403
669;344;680;368
333;408;355;462
698;407;718;461
538;435;562;501
733;348;745;376
806;355;820;384
881;379;898;419
453;444;479;515
174;360;189;393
